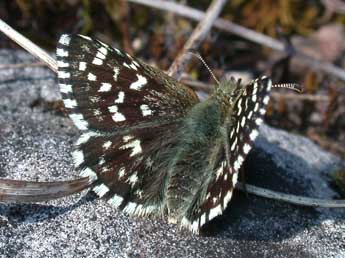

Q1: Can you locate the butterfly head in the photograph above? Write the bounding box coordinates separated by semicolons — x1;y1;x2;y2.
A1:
212;77;245;109
211;76;272;118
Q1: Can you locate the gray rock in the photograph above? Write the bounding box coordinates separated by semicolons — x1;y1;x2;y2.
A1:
0;50;344;258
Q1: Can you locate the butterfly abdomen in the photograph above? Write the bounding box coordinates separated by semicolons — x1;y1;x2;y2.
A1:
166;98;224;221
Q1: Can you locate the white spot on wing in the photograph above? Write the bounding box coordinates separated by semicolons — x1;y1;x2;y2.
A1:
103;141;112;150
120;139;142;157
127;172;138;186
59;84;72;93
76;131;98;145
63;99;77;109
241;116;246;127
234;160;241;171
232;172;238;186
56;48;68;57
80;167;98;182
234;155;244;171
108;105;126;122
96;52;106;60
58;71;70;79
123;62;131;69
263;96;270;105
57;60;69;68
129;74;147;90
90;96;100;103
69;113;89;130
267;80;272;90
216;164;224;180
123;135;134;142
79;61;87;71
99;157;105;165
248;111;253;119
237;101;242;114
140;104;152;116
118;167;126;178
200;214;206;227
252;83;258;95
255;118;263;125
98;82;112;92
92;57;103;65
72;150;84;167
223;190;233;208
243;143;251;154
249;129;259;141
93;109;102;117
129;63;138;70
93;183;109;197
114;48;122;55
208;204;222;220
231;137;237;151
99;47;108;56
78;35;92;41
114;91;125;103
254;103;259;112
107;194;124;207
88;72;97;81
59;34;71;45
113;67;120;81
123;202;138;214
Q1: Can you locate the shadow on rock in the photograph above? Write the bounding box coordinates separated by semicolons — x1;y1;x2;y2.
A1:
0;192;97;226
201;134;344;240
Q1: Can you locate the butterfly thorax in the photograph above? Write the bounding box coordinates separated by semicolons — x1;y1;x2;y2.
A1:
165;95;226;222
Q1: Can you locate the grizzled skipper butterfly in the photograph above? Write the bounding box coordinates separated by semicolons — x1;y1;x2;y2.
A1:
56;34;272;233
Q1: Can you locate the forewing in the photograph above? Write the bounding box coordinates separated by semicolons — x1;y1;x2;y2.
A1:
56;34;199;132
181;77;272;232
56;34;199;215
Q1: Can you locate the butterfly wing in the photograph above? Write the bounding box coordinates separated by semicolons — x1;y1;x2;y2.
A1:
181;77;272;232
57;34;199;215
57;34;198;131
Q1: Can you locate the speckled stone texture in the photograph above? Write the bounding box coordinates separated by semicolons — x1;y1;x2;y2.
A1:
0;50;344;258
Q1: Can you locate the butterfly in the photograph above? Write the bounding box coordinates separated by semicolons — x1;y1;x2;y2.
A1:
56;34;272;233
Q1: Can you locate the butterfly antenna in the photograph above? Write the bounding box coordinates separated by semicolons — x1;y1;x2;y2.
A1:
188;51;220;86
272;83;303;93
0;177;93;203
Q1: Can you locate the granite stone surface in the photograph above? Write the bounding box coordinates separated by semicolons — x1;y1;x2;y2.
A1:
0;50;344;258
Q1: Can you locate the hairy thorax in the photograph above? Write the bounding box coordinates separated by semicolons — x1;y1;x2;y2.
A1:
165;96;226;221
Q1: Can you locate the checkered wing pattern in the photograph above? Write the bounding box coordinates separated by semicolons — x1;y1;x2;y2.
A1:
57;34;199;215
181;77;272;232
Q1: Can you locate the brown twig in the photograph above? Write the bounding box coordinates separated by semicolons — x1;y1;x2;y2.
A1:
128;0;345;81
0;19;58;73
168;0;227;80
271;92;329;102
0;62;46;70
236;182;345;208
